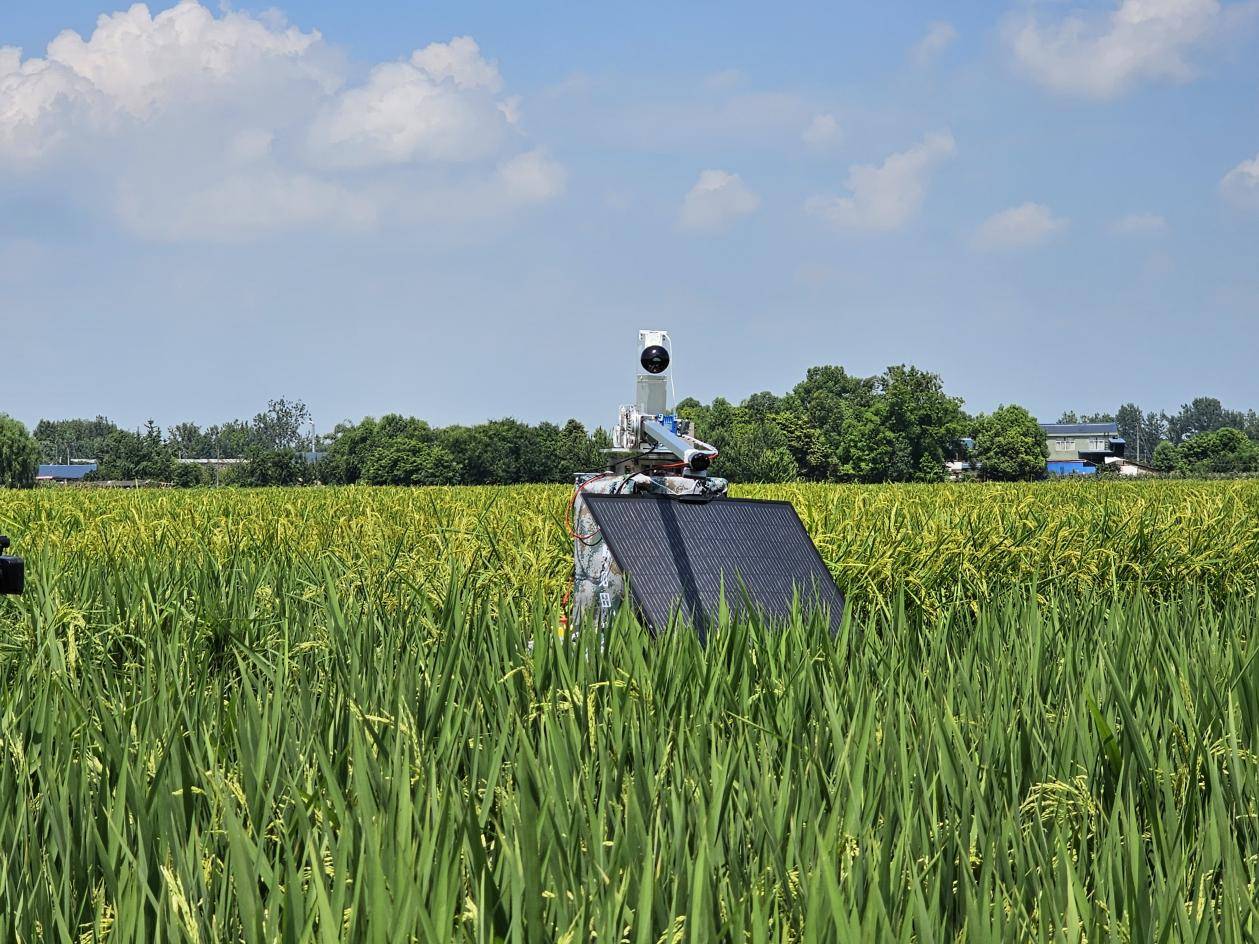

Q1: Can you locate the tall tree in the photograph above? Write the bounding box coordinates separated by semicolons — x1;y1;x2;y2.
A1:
873;365;966;482
1139;411;1167;463
32;416;118;464
167;421;211;458
0;415;40;489
1115;403;1142;462
973;406;1048;481
1178;428;1257;474
784;366;876;463
91;423;177;482
362;440;461;486
1165;397;1243;444
251;398;312;452
206;420;255;459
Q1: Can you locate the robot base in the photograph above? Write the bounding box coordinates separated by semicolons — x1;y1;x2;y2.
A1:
568;471;727;633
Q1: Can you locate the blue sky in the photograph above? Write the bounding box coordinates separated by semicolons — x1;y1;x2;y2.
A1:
2;0;1258;433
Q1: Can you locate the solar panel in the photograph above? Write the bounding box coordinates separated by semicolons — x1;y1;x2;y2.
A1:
582;494;843;637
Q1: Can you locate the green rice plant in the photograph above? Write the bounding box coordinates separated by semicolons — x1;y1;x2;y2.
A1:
5;478;1259;615
0;481;1256;939
1;565;1259;940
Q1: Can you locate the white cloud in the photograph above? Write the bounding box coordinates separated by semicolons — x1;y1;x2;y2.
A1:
492;148;566;206
0;3;559;241
409;35;502;91
1220;153;1259;209
972;202;1068;251
805;130;955;231
678;169;759;232
0;2;336;160
1005;0;1245;99
913;22;958;67
802;113;842;149
1111;211;1169;234
307;45;510;168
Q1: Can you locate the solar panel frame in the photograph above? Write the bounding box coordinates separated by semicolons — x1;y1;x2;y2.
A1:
582;493;843;638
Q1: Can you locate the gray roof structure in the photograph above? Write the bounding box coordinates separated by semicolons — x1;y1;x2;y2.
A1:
37;463;97;480
1039;422;1120;436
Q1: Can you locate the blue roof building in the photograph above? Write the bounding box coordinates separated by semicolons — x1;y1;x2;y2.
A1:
1040;422;1126;467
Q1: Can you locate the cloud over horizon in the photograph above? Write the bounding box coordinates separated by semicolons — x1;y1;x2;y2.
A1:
678;169;760;232
805;131;955;232
0;2;561;241
1005;0;1249;99
913;22;958;67
972;203;1068;251
1220;153;1259;209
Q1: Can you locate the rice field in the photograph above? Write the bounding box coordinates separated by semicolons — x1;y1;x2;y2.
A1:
1;480;1259;940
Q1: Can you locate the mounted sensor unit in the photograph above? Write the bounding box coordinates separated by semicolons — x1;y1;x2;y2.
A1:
582;494;843;637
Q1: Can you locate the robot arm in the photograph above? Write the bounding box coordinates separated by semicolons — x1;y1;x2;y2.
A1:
641;417;713;472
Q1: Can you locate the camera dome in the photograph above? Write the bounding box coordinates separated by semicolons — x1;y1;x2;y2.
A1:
640;344;670;374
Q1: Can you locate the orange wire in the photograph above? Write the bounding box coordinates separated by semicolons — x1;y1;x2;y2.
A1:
566;471;613;541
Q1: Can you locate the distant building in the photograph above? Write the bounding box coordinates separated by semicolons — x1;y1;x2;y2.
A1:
1040;422;1125;474
36;463;98;483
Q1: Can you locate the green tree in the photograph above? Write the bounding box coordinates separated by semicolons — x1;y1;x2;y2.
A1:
252;398;312;452
440;419;541;485
1165;397;1245;444
32;416;118;464
0;415;40;489
559;419;601;477
167;422;212;459
784;366;876;464
1178;427;1256;474
91;422;178;482
1151;440;1180;473
872;365;965;482
1057;410;1115;424
362;440;461;485
322;418;382;484
833;407;898;483
775;411;831;480
974;405;1048;481
207;420;256;459
711;419;798;483
232;448;307;487
171;462;210;488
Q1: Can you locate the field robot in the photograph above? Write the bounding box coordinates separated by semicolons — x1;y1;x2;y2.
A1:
568;329;843;636
567;331;724;631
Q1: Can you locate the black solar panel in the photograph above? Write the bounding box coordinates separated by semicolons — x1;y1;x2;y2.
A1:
583;494;843;637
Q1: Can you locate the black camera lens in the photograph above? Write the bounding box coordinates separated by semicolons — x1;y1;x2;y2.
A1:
640;345;670;374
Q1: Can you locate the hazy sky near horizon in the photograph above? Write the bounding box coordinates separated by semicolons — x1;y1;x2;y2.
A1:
2;0;1258;433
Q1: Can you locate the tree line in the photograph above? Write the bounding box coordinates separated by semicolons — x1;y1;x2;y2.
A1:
4;371;1259;489
1;365;1046;488
5;399;614;488
1057;397;1259;475
675;365;1046;483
